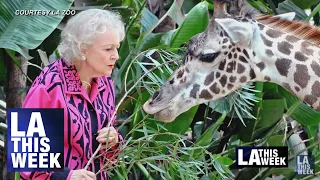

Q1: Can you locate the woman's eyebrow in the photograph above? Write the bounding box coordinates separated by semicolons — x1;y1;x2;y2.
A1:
102;44;120;48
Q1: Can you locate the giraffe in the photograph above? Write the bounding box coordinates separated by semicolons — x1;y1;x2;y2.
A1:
143;0;320;122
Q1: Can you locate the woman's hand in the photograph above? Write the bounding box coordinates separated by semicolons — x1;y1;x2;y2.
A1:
70;169;96;180
96;127;119;148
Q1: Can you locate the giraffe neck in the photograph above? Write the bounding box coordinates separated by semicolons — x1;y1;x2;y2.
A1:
250;24;320;110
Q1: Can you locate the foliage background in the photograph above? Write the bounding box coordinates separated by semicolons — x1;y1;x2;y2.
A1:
0;0;320;179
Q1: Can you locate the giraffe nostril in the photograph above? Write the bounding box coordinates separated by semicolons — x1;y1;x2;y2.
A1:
151;91;160;101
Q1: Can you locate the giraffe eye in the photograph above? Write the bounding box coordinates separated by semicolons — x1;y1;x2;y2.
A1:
199;52;221;62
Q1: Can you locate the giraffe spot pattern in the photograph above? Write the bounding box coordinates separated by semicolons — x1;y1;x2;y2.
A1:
301;41;314;56
250;69;256;79
266;29;283;38
239;55;248;63
177;69;184;78
295;86;300;92
241;18;249;22
229;76;236;83
264;76;271;81
294;64;311;89
243;49;250;59
240;76;247;83
266;49;274;56
216;72;221;78
256;62;265;71
185;67;190;73
275;58;291;77
232;48;236;52
180;77;187;84
169;79;174;84
223;38;228;43
237;63;245;74
190;84;200;98
311;61;320;77
227;84;234;90
282;83;294;94
311;81;320;97
204;71;215;86
304;95;317;105
261;35;273;47
228;53;232;59
210;83;220;94
219;75;228;87
234;53;238;59
226;61;236;73
199;89;213;99
285;35;299;43
219;60;227;70
294;52;308;62
278;41;293;55
258;23;265;30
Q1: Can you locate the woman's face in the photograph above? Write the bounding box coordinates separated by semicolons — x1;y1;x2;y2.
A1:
84;28;120;76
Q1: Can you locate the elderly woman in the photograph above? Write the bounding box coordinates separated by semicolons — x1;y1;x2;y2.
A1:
20;9;125;180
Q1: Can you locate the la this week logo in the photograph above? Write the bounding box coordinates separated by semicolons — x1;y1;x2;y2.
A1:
236;146;288;167
7;108;64;172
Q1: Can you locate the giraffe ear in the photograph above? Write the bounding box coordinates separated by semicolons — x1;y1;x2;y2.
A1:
275;12;296;21
215;18;253;46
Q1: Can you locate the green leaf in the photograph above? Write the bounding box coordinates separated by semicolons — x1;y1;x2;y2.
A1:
234;168;259;180
216;156;233;166
195;112;226;147
138;33;165;52
146;162;166;173
279;86;320;125
256;98;285;128
141;8;159;34
267;135;285;146
14;172;20;180
305;124;318;149
170;1;209;48
186;112;226;160
167;0;185;26
305;2;320;22
0;0;73;60
277;0;308;20
161;29;176;45
290;0;320;9
260;168;295;179
155;105;199;142
181;0;201;14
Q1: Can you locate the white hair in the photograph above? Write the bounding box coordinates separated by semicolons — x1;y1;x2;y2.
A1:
57;9;125;64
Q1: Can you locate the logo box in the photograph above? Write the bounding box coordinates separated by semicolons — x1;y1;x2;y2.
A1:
7;108;64;172
296;155;315;175
236;146;288;168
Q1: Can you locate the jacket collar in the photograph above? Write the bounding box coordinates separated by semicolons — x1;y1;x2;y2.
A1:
58;58;107;94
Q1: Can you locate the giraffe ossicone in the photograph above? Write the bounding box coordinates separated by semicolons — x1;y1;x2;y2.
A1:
143;0;320;122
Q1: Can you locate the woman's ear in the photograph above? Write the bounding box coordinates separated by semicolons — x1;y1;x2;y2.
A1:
215;18;254;46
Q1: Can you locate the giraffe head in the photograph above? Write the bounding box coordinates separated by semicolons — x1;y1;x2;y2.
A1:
143;1;296;122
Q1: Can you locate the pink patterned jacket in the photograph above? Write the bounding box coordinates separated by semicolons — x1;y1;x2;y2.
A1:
20;58;119;180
